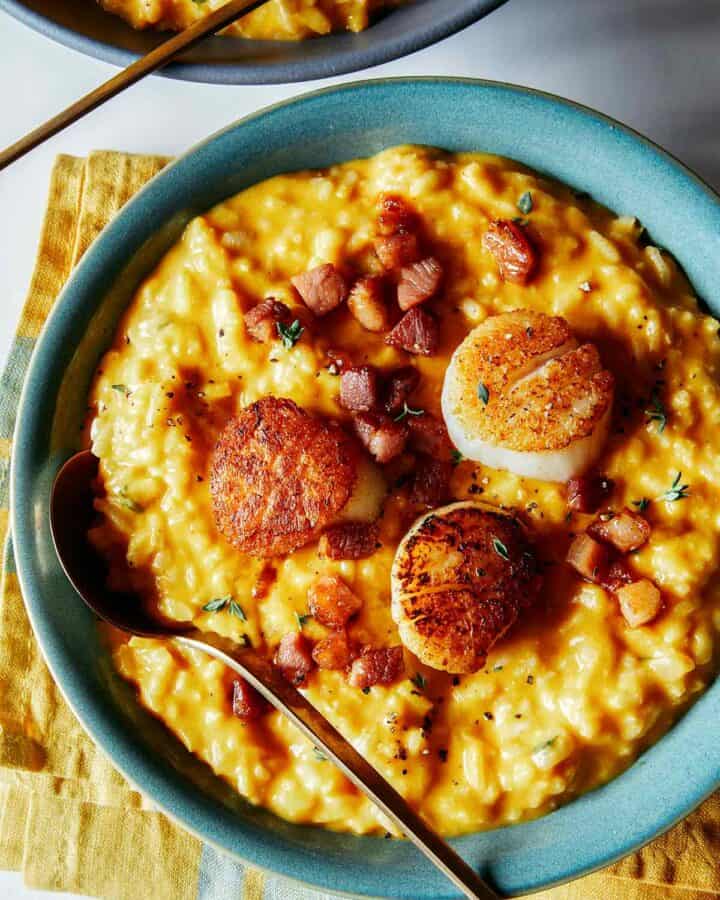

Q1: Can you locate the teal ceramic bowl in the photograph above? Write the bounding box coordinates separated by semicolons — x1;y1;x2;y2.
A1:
11;79;720;899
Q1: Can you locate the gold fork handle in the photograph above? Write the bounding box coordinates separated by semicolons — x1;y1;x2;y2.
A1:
0;0;270;171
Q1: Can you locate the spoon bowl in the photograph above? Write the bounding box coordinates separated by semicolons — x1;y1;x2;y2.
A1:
50;449;183;636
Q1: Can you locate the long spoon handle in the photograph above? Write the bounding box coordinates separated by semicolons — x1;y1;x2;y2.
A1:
0;0;269;172
178;631;499;900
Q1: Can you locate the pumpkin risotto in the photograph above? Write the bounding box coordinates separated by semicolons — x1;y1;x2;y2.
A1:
87;145;720;837
98;0;404;40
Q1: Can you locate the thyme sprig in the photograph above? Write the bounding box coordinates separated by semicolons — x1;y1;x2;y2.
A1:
393;403;424;422
517;191;533;215
410;672;427;691
492;537;510;560
659;471;690;502
202;596;247;620
277;319;304;349
645;389;667;433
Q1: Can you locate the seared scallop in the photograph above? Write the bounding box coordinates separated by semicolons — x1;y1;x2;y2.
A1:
211;397;384;557
441;310;614;482
391;501;542;673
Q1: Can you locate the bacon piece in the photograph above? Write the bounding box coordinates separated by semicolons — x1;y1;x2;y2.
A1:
600;558;634;593
347;277;391;333
385;307;439;356
616;579;662;627
244;298;293;343
406;413;454;461
292;263;348;316
252;563;277;600
482;220;538;285
375;231;421;271
353;411;408;463
410;456;453;507
339;366;380;412
567;475;615;513
312;630;358;670
231;678;269;722
274;632;314;686
588;508;651;553
566;533;609;583
397;257;443;311
384;366;421;415
348;646;405;689
377;194;417;236
319;522;380;560
308;575;362;628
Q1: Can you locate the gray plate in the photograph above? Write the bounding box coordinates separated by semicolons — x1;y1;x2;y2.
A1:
0;0;508;84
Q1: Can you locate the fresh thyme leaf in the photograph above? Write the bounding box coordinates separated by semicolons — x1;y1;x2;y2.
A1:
451;449;464;466
659;471;690;502
533;736;558;754
410;672;427;691
477;381;490;405
312;747;327;761
117;488;142;512
517;191;533;215
117;496;142;512
362;686;371;695
277;319;304;350
229;600;247;621
645;389;667;433
632;497;651;512
295;611;311;629
203;597;229;613
393;402;425;422
579;281;592;293
111;384;128;394
492;537;509;560
492;664;504;672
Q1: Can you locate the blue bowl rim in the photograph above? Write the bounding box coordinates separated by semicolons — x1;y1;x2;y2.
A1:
10;76;720;898
0;0;508;85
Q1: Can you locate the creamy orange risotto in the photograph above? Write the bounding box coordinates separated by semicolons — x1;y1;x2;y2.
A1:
99;0;404;40
87;145;720;837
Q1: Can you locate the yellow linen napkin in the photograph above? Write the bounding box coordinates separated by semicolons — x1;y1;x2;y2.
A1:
0;151;718;900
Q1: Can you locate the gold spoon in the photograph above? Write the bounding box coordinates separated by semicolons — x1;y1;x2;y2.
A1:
50;449;500;900
0;0;271;171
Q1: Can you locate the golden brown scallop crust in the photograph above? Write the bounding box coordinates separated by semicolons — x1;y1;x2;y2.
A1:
391;502;542;673
444;310;614;452
496;343;615;449
210;397;359;557
459;310;575;393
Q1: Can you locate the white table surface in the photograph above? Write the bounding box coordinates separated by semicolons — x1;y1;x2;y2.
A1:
1;0;719;896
